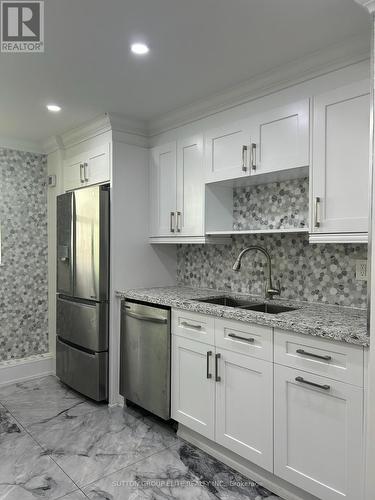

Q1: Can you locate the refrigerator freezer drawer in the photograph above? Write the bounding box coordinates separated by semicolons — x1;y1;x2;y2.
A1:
57;296;108;352
56;338;108;402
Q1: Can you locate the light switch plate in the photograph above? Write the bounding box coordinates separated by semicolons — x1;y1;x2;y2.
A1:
355;260;368;281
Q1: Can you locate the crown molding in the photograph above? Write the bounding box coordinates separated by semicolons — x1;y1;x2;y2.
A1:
0;136;44;154
42;112;148;153
354;0;375;13
148;34;370;136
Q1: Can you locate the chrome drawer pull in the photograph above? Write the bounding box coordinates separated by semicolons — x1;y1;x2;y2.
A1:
206;351;212;379
314;197;321;228
242;145;248;172
295;376;330;391
296;349;332;361
180;321;202;330
251;143;257;170
228;333;254;343
215;353;221;382
170;212;175;233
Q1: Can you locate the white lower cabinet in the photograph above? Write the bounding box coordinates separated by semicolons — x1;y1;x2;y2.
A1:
171;335;215;440
171;310;365;500
215;349;273;471
274;364;364;500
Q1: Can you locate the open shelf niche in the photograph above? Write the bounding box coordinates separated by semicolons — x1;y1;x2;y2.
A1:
205;166;309;236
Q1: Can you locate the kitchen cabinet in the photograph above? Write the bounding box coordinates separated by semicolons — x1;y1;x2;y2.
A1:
63;143;110;191
311;80;370;242
204;120;252;183
171;335;215;440
171;308;366;500
149;142;177;237
274;364;364;500
204;99;309;183
215;348;273;471
171;312;274;471
149;136;205;239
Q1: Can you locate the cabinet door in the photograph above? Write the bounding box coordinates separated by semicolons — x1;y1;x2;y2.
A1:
171;336;215;440
63;156;85;191
312;80;370;234
205;120;251;182
251;99;309;175
176;135;204;236
274;364;364;500
149;142;177;237
215;349;273;471
85;143;110;186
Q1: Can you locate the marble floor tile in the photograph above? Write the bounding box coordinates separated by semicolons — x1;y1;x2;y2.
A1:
57;491;88;499
83;441;280;500
0;404;77;500
0;376;99;427
27;404;179;488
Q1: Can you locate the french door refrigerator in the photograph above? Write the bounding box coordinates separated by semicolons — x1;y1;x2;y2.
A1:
56;185;109;401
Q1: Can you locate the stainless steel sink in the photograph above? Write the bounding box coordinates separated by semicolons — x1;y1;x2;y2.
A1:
194;296;257;308
242;303;297;314
194;296;297;314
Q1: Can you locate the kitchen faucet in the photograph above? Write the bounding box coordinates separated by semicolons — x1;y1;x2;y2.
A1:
232;245;281;300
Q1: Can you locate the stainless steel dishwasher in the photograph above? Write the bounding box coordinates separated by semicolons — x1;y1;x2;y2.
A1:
120;300;171;420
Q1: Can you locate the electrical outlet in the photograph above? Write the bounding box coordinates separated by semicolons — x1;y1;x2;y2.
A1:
355;260;368;281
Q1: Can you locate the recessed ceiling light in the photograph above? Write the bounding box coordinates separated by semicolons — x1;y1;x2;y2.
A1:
46;104;61;112
130;43;149;55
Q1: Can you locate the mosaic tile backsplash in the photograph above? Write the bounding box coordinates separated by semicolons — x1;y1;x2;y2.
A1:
233;177;309;230
0;148;48;361
177;234;368;308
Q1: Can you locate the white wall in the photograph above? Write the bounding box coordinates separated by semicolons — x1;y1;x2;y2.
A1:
109;140;176;404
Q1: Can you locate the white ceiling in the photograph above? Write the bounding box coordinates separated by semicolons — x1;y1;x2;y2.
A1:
0;0;371;144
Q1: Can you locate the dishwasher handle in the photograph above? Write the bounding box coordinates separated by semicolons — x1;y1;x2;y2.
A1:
125;310;168;324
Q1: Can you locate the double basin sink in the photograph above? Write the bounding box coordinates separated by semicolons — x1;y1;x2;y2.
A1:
194;295;296;315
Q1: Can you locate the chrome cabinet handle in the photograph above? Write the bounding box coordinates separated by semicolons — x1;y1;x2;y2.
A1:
79;163;84;183
176;211;182;233
206;351;212;379
215;353;221;382
295;376;330;391
83;162;89;182
314;197;321;228
170;212;175;233
242;145;248;172
228;333;255;343
180;321;202;330
296;349;332;361
251;143;257;170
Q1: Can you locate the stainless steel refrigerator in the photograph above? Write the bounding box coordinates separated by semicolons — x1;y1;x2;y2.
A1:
56;185;109;401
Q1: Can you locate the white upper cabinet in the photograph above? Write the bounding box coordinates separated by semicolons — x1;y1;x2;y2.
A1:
176;135;204;236
251;99;310;175
274;364;364;500
204;99;309;183
63;143;110;192
150;136;205;239
311;80;370;241
205;120;252;183
149;142;177;237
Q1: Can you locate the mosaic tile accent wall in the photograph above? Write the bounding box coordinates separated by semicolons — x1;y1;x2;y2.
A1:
0;148;48;361
177;234;368;308
233;177;309;230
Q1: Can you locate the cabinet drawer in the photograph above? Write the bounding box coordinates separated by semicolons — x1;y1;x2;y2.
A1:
274;329;364;387
215;318;273;361
172;309;215;345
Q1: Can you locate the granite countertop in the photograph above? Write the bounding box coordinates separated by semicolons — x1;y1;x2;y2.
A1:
116;286;369;347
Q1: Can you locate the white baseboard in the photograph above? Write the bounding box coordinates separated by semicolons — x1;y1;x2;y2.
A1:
0;353;55;387
178;425;319;500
